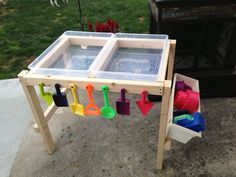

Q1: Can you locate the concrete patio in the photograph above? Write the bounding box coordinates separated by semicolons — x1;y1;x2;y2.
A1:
0;79;235;177
0;79;31;177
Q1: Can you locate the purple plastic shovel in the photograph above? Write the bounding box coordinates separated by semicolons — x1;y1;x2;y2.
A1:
116;88;130;115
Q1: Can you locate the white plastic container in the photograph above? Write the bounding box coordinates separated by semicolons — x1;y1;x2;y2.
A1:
167;73;202;144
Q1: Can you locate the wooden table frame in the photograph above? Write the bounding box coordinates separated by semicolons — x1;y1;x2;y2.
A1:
18;40;176;170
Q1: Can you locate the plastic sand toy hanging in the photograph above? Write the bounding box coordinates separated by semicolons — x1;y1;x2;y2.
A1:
38;83;53;106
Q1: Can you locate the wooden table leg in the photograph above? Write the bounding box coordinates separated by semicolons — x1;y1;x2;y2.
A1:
156;80;171;169
167;40;176;80
18;71;55;154
164;40;176;151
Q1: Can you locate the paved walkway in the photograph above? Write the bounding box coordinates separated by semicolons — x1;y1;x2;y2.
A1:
0;79;31;177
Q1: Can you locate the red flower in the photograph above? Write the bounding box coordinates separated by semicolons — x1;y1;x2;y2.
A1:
88;21;93;32
88;19;119;33
107;19;119;33
104;23;110;32
96;22;100;32
107;19;113;26
100;23;106;32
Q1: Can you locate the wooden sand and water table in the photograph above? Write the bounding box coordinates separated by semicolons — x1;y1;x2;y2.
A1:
18;31;204;170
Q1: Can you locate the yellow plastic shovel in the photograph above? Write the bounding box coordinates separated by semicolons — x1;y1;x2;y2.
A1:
70;84;84;116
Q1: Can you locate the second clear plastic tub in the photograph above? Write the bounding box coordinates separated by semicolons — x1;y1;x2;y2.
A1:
94;33;168;81
94;48;163;81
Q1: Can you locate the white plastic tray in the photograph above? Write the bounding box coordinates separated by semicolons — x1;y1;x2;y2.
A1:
167;73;202;144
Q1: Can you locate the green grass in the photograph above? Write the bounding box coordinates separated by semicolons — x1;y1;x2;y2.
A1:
0;0;149;79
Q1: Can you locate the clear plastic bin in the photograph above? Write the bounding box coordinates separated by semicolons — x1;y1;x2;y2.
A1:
49;46;102;70
28;31;113;77
95;48;162;81
105;48;161;74
94;33;168;82
28;31;169;81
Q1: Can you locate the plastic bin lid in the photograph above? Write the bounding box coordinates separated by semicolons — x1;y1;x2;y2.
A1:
115;33;168;40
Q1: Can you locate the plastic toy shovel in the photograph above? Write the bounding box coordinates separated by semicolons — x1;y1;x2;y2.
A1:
70;84;84;116
53;83;68;107
116;88;130;115
136;90;154;116
100;85;116;119
38;83;53;106
84;84;100;116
